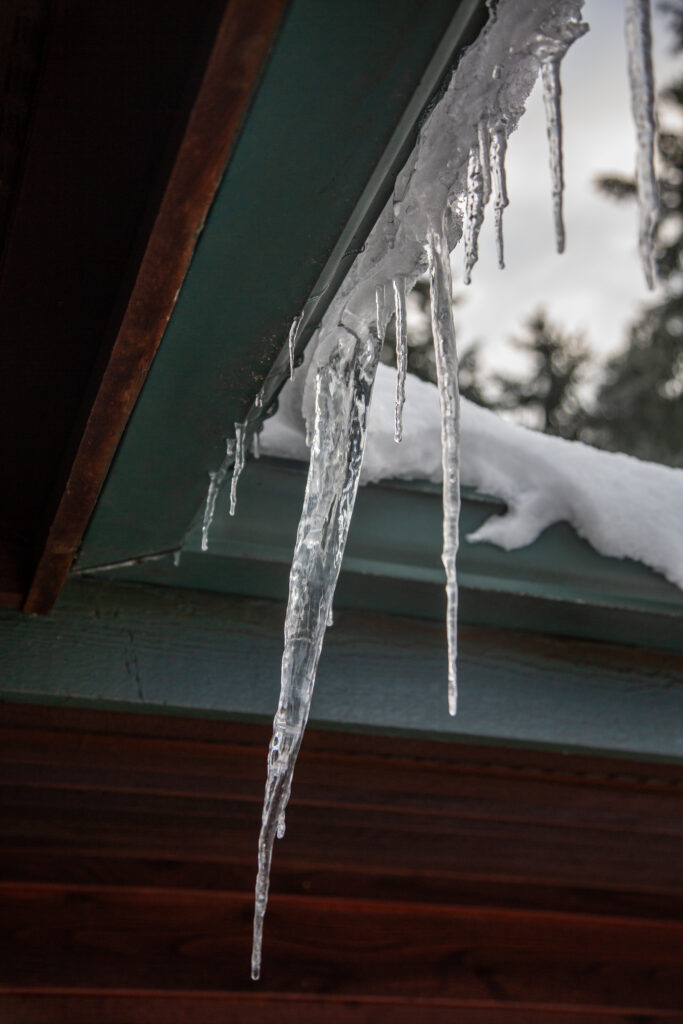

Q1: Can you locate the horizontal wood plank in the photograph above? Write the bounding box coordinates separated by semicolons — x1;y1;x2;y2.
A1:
0;702;681;1019
1;883;682;1010
3;994;681;1024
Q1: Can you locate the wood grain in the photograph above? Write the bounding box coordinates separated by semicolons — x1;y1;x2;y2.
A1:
0;702;681;1020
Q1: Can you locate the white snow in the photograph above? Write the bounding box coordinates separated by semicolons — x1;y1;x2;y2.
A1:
262;362;683;592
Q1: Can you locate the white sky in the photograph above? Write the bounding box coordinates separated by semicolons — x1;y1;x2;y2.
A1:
450;0;681;380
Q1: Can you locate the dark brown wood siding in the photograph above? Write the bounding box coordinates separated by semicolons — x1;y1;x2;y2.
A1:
0;702;681;1021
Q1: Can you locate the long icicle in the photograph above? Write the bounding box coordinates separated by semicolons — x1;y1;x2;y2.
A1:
489;121;509;269
393;278;408;442
540;53;566;253
624;0;658;288
251;324;382;980
425;228;461;717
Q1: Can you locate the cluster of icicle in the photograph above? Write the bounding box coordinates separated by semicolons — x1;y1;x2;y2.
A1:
201;0;659;980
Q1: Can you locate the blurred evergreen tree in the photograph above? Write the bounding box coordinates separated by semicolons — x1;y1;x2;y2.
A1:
489;311;589;438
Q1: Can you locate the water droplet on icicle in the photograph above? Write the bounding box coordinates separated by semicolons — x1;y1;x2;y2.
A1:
489;121;509;269
393;278;408;442
425;228;461;717
624;0;658;288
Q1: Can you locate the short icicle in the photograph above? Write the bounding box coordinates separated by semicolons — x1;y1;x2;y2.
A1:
540;53;566;253
375;284;386;343
489;121;509;269
393;278;408;442
463;142;486;284
251;323;382;980
229;421;246;517
477;117;492;208
624;0;658;288
425;228;461;717
201;438;235;551
288;313;303;381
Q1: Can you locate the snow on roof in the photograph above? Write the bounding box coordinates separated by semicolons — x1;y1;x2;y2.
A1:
261;362;683;591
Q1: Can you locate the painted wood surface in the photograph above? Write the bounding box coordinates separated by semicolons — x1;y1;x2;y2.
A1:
79;0;486;570
83;458;683;655
2;578;682;759
0;702;681;1021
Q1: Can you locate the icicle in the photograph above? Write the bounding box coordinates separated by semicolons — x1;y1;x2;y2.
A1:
393;278;407;442
173;550;182;567
288;313;303;381
251;324;382;981
425;228;460;717
255;388;264;409
326;605;334;627
375;285;386;343
229;421;246;517
463;143;486;284
478;117;492;208
252;429;261;460
201;438;234;551
540;54;566;253
624;0;658;288
489;122;509;268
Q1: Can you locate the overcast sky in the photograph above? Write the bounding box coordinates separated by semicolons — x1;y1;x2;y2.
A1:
449;0;681;380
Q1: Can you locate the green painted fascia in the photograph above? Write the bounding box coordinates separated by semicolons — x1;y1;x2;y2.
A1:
81;457;683;654
78;0;486;569
2;577;682;761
